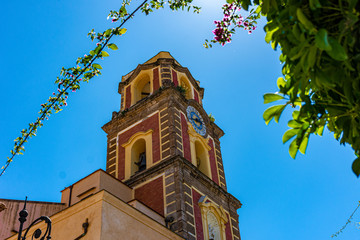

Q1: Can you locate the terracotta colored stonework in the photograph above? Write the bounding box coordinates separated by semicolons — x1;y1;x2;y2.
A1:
192;189;204;240
208;138;219;185
172;70;179;86
225;213;233;240
134;176;164;216
153;68;160;91
193;89;199;103
125;86;131;109
181;113;191;162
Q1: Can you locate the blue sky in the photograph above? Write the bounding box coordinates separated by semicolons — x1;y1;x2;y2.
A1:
1;0;359;239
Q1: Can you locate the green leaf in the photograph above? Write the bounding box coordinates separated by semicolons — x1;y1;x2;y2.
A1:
300;47;310;71
289;138;299;159
108;43;118;50
104;29;112;37
101;51;110;57
265;27;279;43
296;8;316;32
283;129;298;143
316;125;325;136
299;134;309;154
94;45;102;55
263;93;285;104
309;0;322;10
326;37;348;61
241;0;251;11
292;110;300;119
263;104;286;125
262;0;270;14
352;157;360;177
279;54;286;62
315;69;336;88
92;63;102;69
307;45;317;68
292;24;301;39
119;28;127;35
315;29;331;51
288;120;302;129
349;0;358;9
255;5;261;14
289;43;306;61
277;77;286;89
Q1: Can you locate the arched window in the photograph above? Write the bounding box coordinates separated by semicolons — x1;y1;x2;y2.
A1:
133;74;151;104
179;76;192;100
195;140;211;178
121;130;153;179
131;138;146;175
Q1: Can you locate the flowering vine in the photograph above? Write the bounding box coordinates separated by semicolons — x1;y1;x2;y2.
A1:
204;2;261;48
1;0;200;176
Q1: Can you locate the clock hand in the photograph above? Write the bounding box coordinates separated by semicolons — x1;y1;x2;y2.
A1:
192;117;201;124
191;115;199;121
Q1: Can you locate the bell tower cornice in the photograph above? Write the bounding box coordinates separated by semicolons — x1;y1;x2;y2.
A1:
118;51;204;99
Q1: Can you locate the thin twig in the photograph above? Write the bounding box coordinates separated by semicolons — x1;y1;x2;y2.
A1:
0;0;148;176
331;201;360;237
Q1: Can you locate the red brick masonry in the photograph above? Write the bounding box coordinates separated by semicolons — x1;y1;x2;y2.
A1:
135;176;164;216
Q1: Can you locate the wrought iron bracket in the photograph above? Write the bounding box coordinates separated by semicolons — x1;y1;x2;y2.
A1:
74;218;89;240
17;197;52;240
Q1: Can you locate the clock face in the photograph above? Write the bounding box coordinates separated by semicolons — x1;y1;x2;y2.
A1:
186;106;206;136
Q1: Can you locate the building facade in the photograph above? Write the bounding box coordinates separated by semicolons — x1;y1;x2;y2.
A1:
1;52;242;240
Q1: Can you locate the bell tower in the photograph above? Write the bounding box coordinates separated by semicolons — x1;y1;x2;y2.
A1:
102;52;241;240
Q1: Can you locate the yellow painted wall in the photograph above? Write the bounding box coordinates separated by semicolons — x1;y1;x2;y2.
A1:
8;190;184;240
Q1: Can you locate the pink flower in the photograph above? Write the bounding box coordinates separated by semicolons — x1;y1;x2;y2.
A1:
248;30;252;34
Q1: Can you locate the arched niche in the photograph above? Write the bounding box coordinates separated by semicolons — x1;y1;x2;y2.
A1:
132;73;152;104
121;130;153;179
131;138;146;175
207;211;221;240
188;123;212;179
199;198;229;240
195;140;211;178
179;76;193;100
